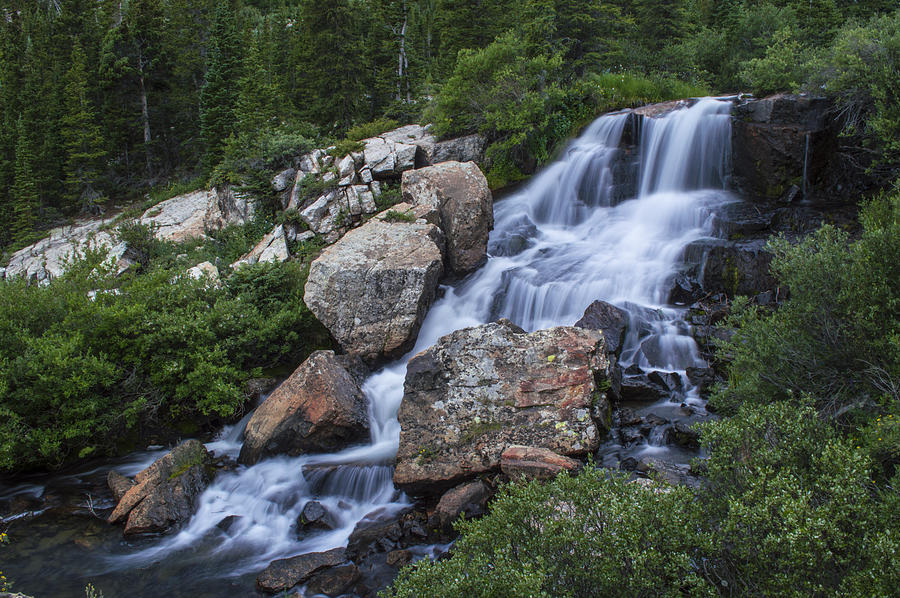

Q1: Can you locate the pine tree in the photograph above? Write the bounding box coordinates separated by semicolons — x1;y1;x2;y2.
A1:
234;37;279;138
11;116;38;244
0;8;24;248
61;40;106;211
296;0;365;127
200;0;242;171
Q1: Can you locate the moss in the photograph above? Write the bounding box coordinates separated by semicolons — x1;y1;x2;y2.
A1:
461;420;502;444
382;209;416;223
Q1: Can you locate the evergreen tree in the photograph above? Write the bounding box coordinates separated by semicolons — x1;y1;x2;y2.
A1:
0;8;24;248
296;0;365;127
61;41;106;211
234;35;279;137
200;0;242;171
11;116;38;244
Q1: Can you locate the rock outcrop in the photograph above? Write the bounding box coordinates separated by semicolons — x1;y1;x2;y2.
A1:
402;161;493;276
140;186;255;242
303;209;445;363
430;134;486;165
107;440;213;536
394;320;610;495
238;351;370;465
230;225;289;269
186;261;219;281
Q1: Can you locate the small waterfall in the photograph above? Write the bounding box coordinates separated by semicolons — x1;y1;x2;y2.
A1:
102;98;736;586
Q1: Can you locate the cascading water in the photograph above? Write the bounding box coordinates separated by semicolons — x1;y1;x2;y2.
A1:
0;98;736;597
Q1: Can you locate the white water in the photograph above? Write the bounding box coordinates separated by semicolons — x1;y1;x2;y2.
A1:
106;98;735;579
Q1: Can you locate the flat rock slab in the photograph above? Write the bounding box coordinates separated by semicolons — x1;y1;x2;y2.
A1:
500;445;582;481
256;547;348;593
394;320;610;495
304;211;445;363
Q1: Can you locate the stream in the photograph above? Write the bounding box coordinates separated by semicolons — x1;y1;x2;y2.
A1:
1;98;736;597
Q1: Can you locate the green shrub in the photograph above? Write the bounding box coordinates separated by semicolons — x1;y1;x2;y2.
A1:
382;209;415;223
344;117;400;141
327;139;365;159
0;239;331;472
385;468;714;598
712;187;900;417
699;401;900;597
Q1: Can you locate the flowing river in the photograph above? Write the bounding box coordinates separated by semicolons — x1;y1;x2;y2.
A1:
0;98;735;597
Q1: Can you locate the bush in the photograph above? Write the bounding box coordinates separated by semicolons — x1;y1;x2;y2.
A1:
344;118;400;141
0;242;331;472
712;186;900;417
698;401;900;597
385;468;714;598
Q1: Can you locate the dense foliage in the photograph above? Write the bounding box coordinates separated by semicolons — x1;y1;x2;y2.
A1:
2;1;897;251
386;188;900;597
0;223;331;472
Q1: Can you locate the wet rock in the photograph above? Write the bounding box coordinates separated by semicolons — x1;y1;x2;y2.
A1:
256;547;348;594
435;480;491;531
243;377;278;402
401;161;493;276
107;440;213;536
647;371;682;392
107;471;135;503
347;512;404;559
616;407;643;426
305;563;361;596
731;94;833;204
304;211;445;363
394;320;609;495
644;413;668;426
216;515;242;533
667;272;703;305
636;457;700;489
666;422;701;449
239;351;370;465
695;239;777;298
686;367;716;392
297;501;338;533
574;300;629;355
500;445;582;481
612;369;668;403
386;549;413;568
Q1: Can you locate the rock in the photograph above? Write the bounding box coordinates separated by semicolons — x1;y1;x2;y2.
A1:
647;371;682;392
363;138;396;179
401;161;493;276
303;212;445;363
636;457;700;489
107;440;212;536
186;261;219;281
394;320;609;495
611;367;669;403
297;501;338;533
141;186;255;243
631;99;695;118
695;239;777;298
272;168;296;193
231;225;289;269
731;94;833;204
686;367;716;391
255;547;348;594
305;563;361;596
666;422;700;449
4;219;129;284
347;512;404;559
107;471;135;503
435;480;491;531
386;549;413;568
500;445;582;481
431;134;486;164
300;189;344;235
574;300;629;355
238;351;370;465
395;143;418;173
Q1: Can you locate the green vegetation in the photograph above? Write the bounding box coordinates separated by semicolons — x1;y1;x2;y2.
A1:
0;219;331;472
382;210;416;223
386;186;900;596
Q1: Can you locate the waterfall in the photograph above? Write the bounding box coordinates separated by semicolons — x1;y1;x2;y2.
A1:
104;98;736;583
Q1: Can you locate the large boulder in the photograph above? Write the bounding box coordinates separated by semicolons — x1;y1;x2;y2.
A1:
238;351;370;465
401;161;493;276
394;320;610;495
107;440;213;536
304;209;445;363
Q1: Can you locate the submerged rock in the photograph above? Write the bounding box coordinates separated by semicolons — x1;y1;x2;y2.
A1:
402;161;493;276
238;351;370;465
394;320;610;495
107;440;213;536
303;210;445;363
